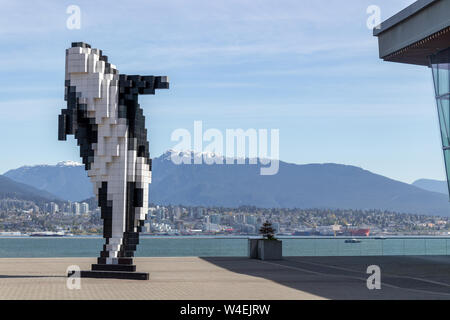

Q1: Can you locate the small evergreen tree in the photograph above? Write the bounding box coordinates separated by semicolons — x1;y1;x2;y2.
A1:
259;220;276;240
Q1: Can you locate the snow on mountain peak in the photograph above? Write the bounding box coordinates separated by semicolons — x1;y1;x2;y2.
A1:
56;160;83;167
162;149;224;160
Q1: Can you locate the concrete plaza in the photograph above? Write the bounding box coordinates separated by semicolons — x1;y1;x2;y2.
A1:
0;256;449;299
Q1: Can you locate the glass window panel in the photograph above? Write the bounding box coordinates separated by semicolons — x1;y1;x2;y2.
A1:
438;63;450;96
431;48;450;198
437;98;450;147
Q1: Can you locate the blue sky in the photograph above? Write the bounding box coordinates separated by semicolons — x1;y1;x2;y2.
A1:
0;0;443;184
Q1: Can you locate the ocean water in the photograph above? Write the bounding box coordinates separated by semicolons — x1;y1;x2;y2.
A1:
0;236;449;258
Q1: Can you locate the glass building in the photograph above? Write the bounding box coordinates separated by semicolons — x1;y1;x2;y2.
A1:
431;48;450;193
374;0;450;196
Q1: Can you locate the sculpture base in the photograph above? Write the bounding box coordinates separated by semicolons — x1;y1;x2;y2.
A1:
92;263;136;272
68;270;149;280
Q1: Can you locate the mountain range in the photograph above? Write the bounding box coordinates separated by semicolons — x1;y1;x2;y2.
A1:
3;161;92;202
412;179;448;195
2;151;450;216
0;175;60;204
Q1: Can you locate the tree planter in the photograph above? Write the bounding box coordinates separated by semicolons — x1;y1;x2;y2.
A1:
248;239;282;260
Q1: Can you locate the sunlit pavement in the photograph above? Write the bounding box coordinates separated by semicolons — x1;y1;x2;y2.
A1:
0;256;449;299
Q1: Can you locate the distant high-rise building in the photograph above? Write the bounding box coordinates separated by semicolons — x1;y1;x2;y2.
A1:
175;220;184;231
50;202;59;214
65;201;72;214
210;214;221;224
155;208;164;221
174;206;182;219
72;202;80;215
80;202;89;214
245;215;257;225
234;214;245;223
272;222;280;233
196;207;204;219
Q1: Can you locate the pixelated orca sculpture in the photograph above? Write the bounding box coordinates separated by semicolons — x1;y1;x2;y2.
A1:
60;42;169;280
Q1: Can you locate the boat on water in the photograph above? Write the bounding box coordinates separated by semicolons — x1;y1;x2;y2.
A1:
345;238;361;243
375;236;387;240
0;232;23;236
348;228;370;237
29;232;65;237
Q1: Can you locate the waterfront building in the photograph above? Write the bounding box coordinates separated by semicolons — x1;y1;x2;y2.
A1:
374;0;450;194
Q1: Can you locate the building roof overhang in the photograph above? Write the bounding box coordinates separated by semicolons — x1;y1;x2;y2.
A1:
374;0;450;66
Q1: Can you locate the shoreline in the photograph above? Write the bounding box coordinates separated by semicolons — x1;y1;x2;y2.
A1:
1;235;450;238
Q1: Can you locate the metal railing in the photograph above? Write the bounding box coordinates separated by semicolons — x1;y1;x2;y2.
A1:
0;236;449;257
